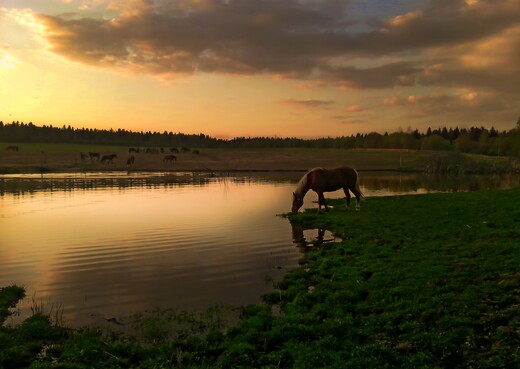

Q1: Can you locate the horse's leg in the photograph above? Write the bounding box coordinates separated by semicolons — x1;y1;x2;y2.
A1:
318;192;328;212
352;188;361;211
343;187;351;209
315;192;322;213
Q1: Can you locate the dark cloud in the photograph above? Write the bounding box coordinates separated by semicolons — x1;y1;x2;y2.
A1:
323;61;421;89
32;0;520;96
330;115;367;124
383;91;518;122
362;0;520;54
279;99;335;108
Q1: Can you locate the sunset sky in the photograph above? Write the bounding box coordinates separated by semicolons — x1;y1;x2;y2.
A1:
1;0;519;138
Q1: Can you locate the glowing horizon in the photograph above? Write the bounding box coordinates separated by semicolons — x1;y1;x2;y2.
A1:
1;0;519;138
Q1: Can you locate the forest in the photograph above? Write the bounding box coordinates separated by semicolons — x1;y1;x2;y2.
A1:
1;119;519;157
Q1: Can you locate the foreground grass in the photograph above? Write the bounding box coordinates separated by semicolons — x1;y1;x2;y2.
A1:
2;189;520;368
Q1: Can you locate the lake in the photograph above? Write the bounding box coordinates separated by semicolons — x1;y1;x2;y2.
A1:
1;171;518;327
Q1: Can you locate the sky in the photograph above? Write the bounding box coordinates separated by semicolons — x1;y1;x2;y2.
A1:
1;0;519;138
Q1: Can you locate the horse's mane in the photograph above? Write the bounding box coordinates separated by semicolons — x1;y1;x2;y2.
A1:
294;167;321;194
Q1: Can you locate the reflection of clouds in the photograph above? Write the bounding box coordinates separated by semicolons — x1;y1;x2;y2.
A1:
1;180;302;326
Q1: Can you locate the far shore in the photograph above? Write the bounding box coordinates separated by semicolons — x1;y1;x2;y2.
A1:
1;144;518;174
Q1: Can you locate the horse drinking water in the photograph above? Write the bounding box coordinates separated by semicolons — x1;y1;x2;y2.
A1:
291;167;362;214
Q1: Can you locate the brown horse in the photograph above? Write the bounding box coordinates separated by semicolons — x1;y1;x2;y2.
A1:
291;167;362;214
163;154;176;163
100;154;117;164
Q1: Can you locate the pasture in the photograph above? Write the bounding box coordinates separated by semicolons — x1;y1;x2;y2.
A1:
2;188;520;368
0;142;517;174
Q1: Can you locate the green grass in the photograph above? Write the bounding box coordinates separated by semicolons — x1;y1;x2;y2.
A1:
0;285;25;323
262;189;520;368
2;189;520;368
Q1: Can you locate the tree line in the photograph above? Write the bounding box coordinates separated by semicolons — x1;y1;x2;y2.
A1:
1;119;519;157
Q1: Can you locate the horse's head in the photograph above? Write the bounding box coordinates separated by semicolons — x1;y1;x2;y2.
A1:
291;192;303;213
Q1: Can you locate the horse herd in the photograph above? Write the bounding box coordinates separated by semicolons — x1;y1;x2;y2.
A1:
79;147;200;166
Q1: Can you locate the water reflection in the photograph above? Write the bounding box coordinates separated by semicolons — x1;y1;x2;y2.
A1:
0;172;214;197
1;171;519;328
1;171;518;197
291;223;340;251
360;172;520;195
1;178;301;327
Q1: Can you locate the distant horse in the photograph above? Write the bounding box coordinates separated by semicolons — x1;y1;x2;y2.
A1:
100;154;117;164
163;154;176;163
192;150;200;155
5;146;19;151
127;155;135;166
89;152;100;161
80;152;89;161
170;148;179;153
129;147;139;154
291;166;362;214
146;147;159;154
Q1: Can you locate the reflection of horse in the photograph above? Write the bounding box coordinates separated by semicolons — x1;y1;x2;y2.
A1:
291;224;324;249
290;222;337;251
291;166;362;214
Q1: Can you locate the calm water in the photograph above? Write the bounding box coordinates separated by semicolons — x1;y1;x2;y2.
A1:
1;171;518;327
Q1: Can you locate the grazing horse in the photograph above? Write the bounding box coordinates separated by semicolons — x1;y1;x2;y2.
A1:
163;154;176;163
291;167;362;214
192;150;200;155
89;152;100;161
100;154;117;164
6;146;19;151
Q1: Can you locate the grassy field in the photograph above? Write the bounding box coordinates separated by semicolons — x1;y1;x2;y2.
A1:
2;188;519;368
1;142;517;174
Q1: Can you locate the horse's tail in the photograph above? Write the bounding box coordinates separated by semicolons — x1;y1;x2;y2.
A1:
354;169;364;198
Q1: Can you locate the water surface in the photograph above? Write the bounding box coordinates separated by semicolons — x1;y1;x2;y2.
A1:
1;171;517;327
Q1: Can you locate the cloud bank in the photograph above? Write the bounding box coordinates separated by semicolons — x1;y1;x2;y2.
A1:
5;0;520;127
